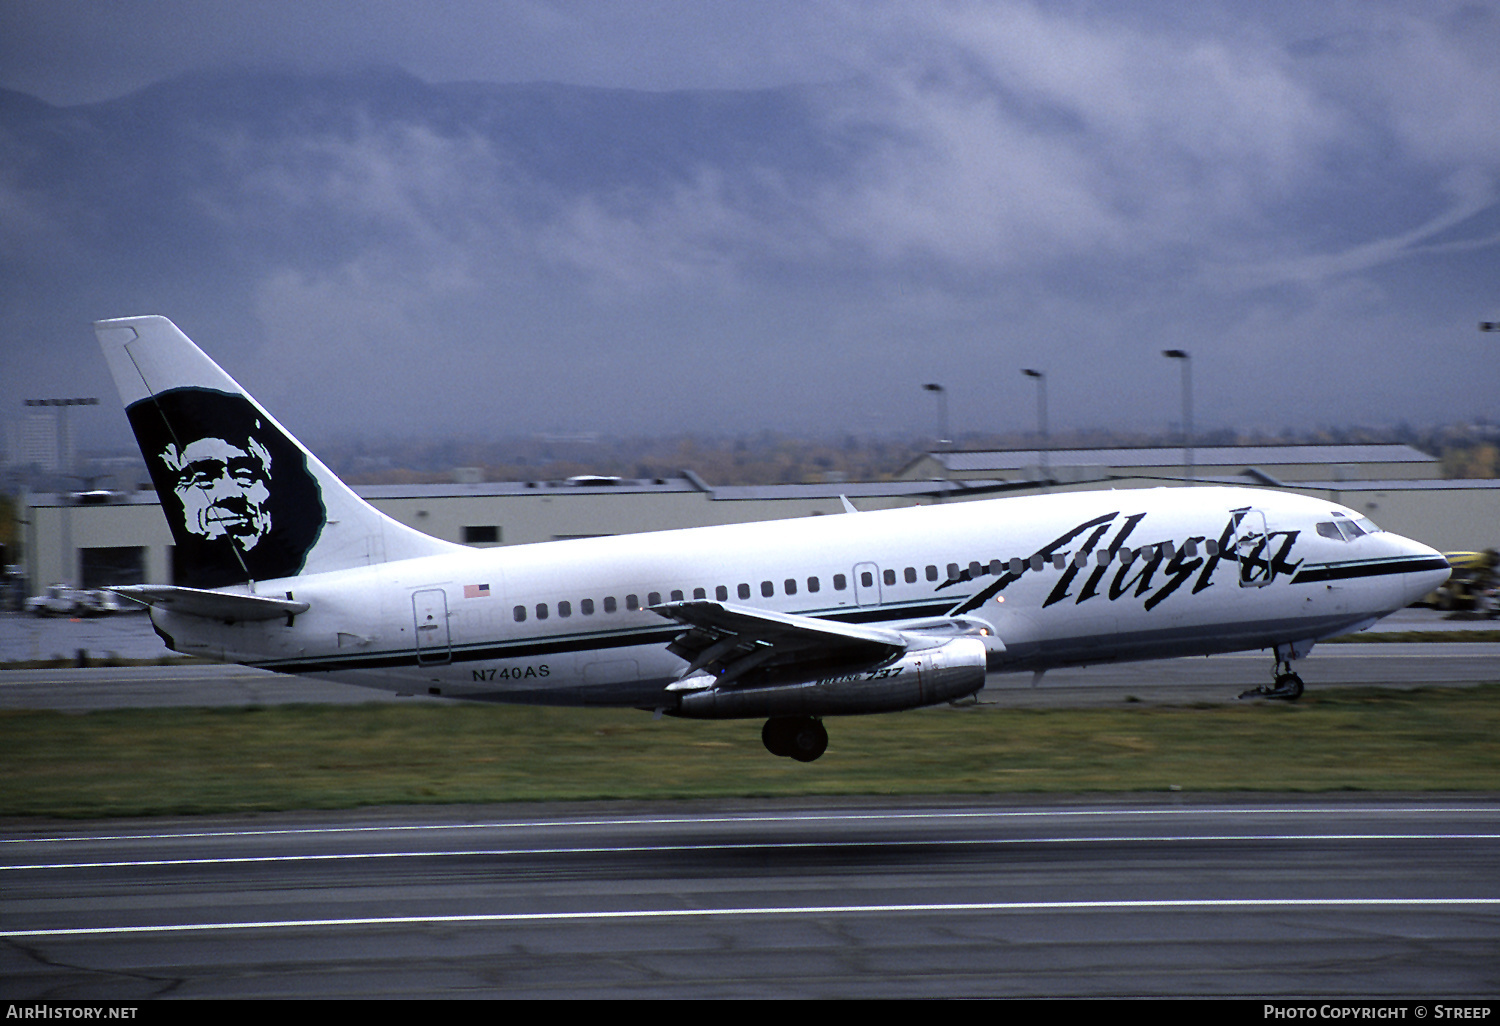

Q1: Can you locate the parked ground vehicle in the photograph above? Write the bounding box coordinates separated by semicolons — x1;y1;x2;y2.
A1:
24;585;127;617
1420;550;1498;615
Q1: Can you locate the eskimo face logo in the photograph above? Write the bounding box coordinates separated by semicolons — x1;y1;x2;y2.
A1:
128;388;325;589
160;435;274;548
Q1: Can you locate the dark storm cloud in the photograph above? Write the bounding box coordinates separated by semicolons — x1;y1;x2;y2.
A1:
1;1;1497;448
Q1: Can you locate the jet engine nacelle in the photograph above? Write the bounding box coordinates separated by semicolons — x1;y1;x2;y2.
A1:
669;636;987;719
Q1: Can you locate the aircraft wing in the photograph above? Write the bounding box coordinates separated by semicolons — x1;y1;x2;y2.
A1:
111;585;309;623
649;601;907;687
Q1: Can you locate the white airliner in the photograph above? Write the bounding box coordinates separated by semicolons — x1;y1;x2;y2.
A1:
98;316;1450;761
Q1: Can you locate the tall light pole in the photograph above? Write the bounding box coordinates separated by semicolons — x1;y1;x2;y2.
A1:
1161;350;1193;482
1021;369;1048;482
922;383;950;452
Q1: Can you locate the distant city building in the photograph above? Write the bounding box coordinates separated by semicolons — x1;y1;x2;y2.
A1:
9;410;71;473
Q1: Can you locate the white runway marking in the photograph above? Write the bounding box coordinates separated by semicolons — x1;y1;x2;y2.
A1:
7;804;1498;846
6;897;1499;939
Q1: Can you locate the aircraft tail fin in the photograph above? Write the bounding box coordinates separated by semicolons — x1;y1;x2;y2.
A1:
96;316;462;589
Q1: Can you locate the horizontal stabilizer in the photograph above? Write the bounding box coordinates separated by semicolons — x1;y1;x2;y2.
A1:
110;585;309;623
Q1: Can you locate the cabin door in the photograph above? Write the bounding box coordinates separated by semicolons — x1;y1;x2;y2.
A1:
1231;509;1273;588
412;588;452;665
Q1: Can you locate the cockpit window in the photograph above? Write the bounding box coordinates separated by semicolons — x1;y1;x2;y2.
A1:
1320;513;1382;541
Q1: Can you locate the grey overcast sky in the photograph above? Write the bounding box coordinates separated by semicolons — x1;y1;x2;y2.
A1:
2;1;1498;449
6;1;870;103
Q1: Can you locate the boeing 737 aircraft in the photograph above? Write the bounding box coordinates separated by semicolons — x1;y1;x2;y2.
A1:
98;316;1450;761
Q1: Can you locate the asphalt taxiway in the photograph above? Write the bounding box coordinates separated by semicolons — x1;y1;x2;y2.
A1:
2;640;1497;711
2;605;1497;711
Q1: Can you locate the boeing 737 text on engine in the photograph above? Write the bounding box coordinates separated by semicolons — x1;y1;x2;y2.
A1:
98;316;1451;761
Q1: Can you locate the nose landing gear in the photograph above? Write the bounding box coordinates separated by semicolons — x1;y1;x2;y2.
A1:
762;716;829;761
1239;657;1305;701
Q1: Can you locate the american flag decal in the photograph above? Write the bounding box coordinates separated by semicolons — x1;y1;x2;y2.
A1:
463;583;491;599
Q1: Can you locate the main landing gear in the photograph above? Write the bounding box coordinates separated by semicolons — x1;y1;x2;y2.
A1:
1238;657;1305;701
762;716;829;762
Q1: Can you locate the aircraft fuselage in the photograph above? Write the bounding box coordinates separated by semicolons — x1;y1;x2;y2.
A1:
147;485;1447;710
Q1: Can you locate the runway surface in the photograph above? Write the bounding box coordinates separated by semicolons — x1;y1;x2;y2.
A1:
4;612;1497;998
3;795;1497;998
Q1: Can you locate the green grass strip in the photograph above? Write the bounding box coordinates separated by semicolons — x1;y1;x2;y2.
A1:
2;684;1498;819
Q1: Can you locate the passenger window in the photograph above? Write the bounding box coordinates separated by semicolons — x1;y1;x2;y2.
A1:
670;590;684;602
1029;555;1044;572
988;559;1003;575
861;571;874;587
1010;557;1025;575
947;563;960;580
904;567;917;584
1205;540;1220;556
784;578;797;595
833;574;847;590
558;600;571;618
738;583;751;600
626;594;639;610
536;603;548;620
761;581;774;598
807;577;820;593
716;585;728;601
693;587;706;600
604;596;617;613
581;598;595;615
513;605;526;622
647;592;661;606
926;565;938;581
968;561;983;577
884;569;896;586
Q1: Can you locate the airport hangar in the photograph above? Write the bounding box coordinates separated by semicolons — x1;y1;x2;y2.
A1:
19;443;1500;594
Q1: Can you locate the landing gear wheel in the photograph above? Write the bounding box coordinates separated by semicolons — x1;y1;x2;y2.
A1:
788;718;828;762
1273;672;1304;700
762;716;828;761
762;717;794;757
1239;661;1305;701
